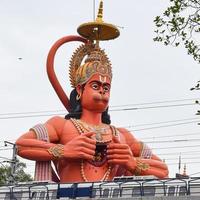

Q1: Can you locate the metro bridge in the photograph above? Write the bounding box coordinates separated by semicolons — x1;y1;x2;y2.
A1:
0;176;200;199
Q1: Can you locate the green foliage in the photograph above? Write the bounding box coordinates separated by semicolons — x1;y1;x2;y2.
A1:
0;160;33;185
0;166;9;185
154;0;200;63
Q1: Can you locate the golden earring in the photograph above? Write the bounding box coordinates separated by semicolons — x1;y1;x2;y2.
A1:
76;94;81;101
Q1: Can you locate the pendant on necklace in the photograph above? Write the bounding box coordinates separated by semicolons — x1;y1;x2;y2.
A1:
95;129;103;142
88;143;107;167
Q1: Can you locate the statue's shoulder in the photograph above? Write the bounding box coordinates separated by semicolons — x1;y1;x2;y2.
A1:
46;116;66;124
45;116;72;132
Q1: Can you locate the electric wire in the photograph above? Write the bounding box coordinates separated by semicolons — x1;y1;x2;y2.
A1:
157;150;200;156
19;156;200;165
0;98;199;120
110;97;200;108
140;131;200;140
0;156;13;161
152;144;200;150
189;171;200;176
0;148;13;151
145;138;200;144
0;144;200;153
0;110;64;116
129;120;200;132
167;161;200;166
110;102;197;112
0;97;198;116
123;117;200;128
1;131;200;145
14;160;200;168
163;157;200;161
0;113;66;120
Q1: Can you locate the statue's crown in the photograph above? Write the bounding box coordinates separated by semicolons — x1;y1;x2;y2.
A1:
69;43;112;88
85;46;102;63
69;0;119;88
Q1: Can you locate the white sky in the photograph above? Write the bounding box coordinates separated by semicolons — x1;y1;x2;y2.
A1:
0;0;200;179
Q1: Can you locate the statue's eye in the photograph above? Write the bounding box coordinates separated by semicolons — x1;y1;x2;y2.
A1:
103;85;110;92
91;83;99;90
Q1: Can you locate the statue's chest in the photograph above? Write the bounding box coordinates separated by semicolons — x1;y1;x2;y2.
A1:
68;118;120;166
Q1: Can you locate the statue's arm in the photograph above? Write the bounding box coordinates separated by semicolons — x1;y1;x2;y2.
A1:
15;116;65;161
16;116;96;162
108;128;169;179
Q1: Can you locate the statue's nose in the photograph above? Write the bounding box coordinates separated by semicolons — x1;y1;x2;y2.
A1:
99;86;106;95
99;90;106;95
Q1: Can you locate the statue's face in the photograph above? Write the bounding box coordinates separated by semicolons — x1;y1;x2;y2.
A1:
77;74;111;112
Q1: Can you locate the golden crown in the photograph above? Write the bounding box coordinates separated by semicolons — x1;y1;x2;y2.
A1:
69;0;119;88
69;43;112;88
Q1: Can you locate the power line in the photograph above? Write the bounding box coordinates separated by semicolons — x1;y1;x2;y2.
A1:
164;156;200;161
1;126;200;147
124;117;200;129
1;97;199;116
189;171;200;176
129;120;200;132
1;122;200;148
0;100;198;120
15;157;200;164
0;148;197;161
167;161;200;166
146;138;200;144
0;143;199;153
152;144;200;150
110;102;197;112
0;113;66;120
0;109;64;116
0;103;198;120
0;146;9;148
0;140;15;143
157;150;200;156
111;97;199;108
0;148;13;151
2;130;200;145
0;156;13;161
140;131;200;140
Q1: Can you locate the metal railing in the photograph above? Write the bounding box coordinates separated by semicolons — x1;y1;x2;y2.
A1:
0;177;200;199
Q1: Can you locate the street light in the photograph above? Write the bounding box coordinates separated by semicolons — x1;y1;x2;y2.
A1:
4;141;17;184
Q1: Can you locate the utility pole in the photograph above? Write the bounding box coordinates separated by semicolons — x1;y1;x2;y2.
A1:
4;141;17;184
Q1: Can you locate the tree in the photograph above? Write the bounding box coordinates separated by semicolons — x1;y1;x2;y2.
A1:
153;0;200;114
154;0;200;66
0;160;33;185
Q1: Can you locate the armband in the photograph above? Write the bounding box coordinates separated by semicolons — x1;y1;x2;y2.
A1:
140;142;152;159
134;158;150;176
48;144;64;158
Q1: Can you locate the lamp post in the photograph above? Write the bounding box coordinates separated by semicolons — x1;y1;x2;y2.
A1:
4;141;17;184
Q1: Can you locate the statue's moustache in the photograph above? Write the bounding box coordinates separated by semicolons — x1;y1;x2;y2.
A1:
93;94;109;103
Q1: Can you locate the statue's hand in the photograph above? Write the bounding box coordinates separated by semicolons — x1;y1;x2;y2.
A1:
63;132;96;161
107;136;136;171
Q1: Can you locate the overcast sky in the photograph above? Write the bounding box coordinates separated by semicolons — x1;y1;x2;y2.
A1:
1;0;200;178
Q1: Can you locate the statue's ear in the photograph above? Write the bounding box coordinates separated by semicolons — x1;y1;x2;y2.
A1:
76;85;82;96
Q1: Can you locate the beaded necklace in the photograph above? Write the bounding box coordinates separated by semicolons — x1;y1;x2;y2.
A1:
70;118;114;182
76;119;111;143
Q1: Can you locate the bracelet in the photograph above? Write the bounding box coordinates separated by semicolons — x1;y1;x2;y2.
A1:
48;144;64;159
134;158;150;176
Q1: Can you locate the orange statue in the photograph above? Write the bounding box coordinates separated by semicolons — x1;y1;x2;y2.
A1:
16;1;168;183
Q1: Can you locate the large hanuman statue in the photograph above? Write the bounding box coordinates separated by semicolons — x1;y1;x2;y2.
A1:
16;1;168;183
